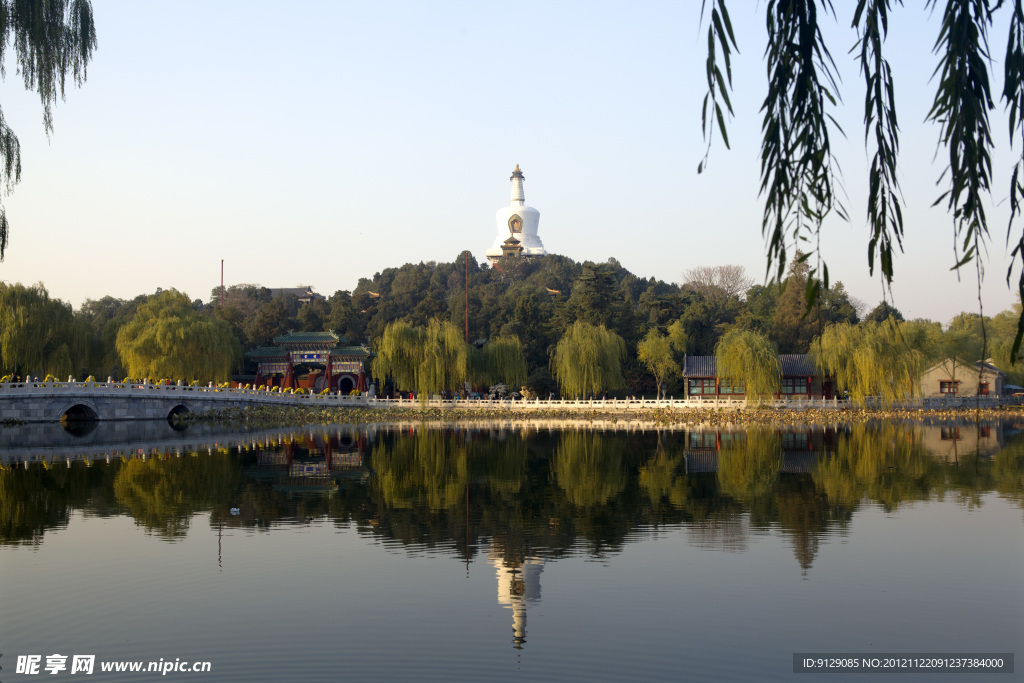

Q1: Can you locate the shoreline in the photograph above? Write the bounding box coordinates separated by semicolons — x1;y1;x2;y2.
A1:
182;403;1024;430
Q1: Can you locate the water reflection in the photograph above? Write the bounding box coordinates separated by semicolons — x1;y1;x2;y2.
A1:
2;419;1023;645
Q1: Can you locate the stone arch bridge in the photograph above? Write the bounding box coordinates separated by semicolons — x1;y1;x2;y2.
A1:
0;380;373;423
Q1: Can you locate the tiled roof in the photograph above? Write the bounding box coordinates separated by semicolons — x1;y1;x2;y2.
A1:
975;360;1007;377
780;354;817;376
330;345;371;358
270;286;325;301
683;353;823;378
245;346;289;359
682;355;717;377
273;331;341;344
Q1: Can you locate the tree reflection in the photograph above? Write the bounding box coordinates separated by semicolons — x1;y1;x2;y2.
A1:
1;459;120;545
717;427;782;528
812;422;932;511
4;420;1022;575
552;431;627;508
113;452;241;539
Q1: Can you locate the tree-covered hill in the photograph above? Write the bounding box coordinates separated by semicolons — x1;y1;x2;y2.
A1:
4;251;1017;396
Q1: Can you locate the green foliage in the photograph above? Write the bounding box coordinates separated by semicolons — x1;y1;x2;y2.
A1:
813;321;924;405
468;336;528;390
863;301;904;324
715;328;781;401
636;327;684;399
115;289;240;381
0;0;97;259
418;318;467;398
0;282;91;377
550;321;626;398
372;318;468;400
373;321;422;391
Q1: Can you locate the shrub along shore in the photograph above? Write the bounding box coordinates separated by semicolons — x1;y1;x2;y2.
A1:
181;403;1024;430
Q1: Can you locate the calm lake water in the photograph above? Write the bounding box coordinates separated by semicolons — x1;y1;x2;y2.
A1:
2;418;1022;682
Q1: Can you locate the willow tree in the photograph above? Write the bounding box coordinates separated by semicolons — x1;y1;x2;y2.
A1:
700;1;1024;357
373;318;468;401
714;328;781;402
550;321;626;399
0;0;97;258
372;320;423;391
115;289;239;381
812;321;925;405
467;335;528;390
419;318;467;397
0;282;91;377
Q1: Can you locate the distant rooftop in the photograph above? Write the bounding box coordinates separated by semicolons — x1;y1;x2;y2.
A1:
269;286;325;303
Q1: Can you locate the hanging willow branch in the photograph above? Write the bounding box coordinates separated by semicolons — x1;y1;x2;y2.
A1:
699;2;1024;365
854;0;904;288
760;0;846;308
927;0;995;273
699;0;739;172
1003;0;1024;358
0;0;97;259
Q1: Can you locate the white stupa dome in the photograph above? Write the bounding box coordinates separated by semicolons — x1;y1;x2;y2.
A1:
485;165;546;265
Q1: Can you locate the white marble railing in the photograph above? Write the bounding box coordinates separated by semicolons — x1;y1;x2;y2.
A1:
2;381;1019;411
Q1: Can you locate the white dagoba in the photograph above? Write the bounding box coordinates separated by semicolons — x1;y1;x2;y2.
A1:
485;164;547;266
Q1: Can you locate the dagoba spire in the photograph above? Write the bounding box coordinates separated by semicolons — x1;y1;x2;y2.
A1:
486;164;546;266
510;164;525;204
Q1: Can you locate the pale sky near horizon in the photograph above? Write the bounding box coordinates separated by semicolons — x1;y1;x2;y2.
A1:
1;0;1022;325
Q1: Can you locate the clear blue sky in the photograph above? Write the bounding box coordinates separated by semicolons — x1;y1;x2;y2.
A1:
1;0;1020;324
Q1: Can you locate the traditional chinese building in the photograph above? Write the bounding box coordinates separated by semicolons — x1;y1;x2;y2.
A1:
486;164;547;266
245;332;371;393
681;353;833;399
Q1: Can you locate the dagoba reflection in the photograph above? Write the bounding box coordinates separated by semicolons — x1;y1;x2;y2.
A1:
489;545;544;649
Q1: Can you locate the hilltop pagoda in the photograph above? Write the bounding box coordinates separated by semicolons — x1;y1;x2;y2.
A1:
486;164;546;266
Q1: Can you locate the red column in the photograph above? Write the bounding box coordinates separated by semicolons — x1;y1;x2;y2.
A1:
325;355;333;391
284;357;294;390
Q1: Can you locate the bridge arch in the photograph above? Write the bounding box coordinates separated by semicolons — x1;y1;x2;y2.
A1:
59;401;100;422
167;403;191;420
